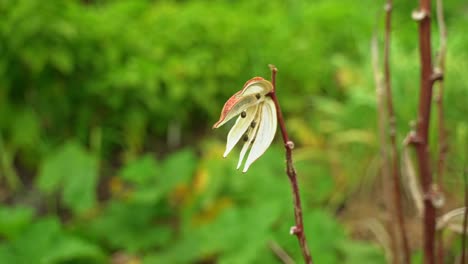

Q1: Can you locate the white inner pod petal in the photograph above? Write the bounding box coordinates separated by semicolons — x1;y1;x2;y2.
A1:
213;94;264;128
242;84;265;95
223;104;258;157
242;84;271;97
242;98;277;172
241;79;273;96
236;106;262;169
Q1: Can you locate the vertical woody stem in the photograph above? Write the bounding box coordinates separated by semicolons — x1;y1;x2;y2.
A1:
383;2;411;263
372;28;397;264
414;0;436;263
268;65;313;264
435;0;448;262
435;0;447;191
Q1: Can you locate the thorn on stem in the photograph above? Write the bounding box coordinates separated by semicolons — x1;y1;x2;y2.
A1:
403;131;421;146
290;226;300;235
431;69;444;83
412;9;429;21
428;184;445;208
384;3;392;12
268;64;278;73
286;141;295;150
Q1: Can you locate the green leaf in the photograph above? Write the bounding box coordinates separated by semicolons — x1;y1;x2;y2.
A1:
270;210;344;263
84;201;172;252
295;160;334;204
37;141;98;213
119;154;159;185
305;210;345;264
0;217;105;264
42;236;105;264
10;108;40;149
338;240;386;264
130;186;165;204
148;202;282;264
160;148;196;191
0;205;34;239
49;48;74;74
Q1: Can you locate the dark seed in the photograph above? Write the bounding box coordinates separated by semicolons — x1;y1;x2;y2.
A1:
240;111;247;118
255;93;261;99
243;135;249;142
250;121;256;128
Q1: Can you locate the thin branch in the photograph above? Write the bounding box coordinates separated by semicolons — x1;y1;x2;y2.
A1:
436;207;467;232
412;0;437;263
371;27;398;264
402;142;424;216
435;1;448;263
362;218;393;264
268;64;313;264
435;0;448;187
269;240;296;264
383;2;411;263
436;230;444;264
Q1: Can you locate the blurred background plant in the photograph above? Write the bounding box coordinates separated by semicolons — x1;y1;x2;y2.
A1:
0;0;466;263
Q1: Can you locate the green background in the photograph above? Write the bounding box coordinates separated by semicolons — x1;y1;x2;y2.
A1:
0;0;467;263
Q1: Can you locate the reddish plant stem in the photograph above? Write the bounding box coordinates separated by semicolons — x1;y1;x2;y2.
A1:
383;2;411;263
436;231;444;264
413;0;436;263
268;65;313;264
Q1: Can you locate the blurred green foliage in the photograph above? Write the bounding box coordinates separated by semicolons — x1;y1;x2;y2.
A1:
0;0;467;263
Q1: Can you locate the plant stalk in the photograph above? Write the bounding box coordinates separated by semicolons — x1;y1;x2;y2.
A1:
268;64;313;264
371;26;399;264
435;0;448;263
413;0;437;263
435;0;447;190
383;2;411;263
